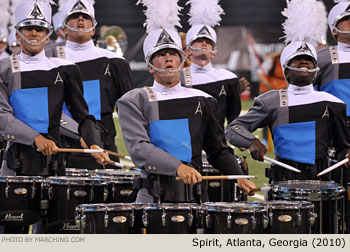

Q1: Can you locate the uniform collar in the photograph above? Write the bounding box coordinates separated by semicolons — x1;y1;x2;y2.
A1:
338;42;350;52
288;84;314;95
19;50;46;63
191;62;212;73
152;80;182;95
66;40;94;51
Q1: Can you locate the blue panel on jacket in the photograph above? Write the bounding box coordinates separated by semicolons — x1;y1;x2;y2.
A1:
83;79;101;120
273;121;316;164
149;119;192;163
321;79;350;116
10;87;49;133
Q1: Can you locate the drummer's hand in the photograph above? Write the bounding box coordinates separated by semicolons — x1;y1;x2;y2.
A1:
177;164;202;184
239;77;250;93
345;153;350;167
35;134;58;155
237;178;256;196
249;139;267;162
90;145;110;165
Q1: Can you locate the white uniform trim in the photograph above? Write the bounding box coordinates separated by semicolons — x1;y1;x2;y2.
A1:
152;81;212;101
190;62;237;85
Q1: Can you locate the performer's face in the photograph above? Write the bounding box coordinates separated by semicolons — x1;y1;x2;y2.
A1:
189;38;216;61
285;56;316;86
149;48;183;86
17;27;49;56
64;13;95;43
334;16;350;43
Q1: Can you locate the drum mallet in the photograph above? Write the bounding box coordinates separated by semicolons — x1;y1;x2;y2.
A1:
317;158;349;177
264;156;302;173
105;160;125;168
175;175;257;181
56;148;105;153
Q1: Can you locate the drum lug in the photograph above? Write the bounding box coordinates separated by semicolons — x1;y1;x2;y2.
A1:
5;179;9;198
269;212;273;227
308;212;318;226
75;213;81;229
48;186;54;200
205;214;212;228
89;188;95;201
81;214;86;230
162;209;167;227
188;213;193;227
67;184;71;201
31;181;36;199
251;215;257;230
227;212;232;229
103;187;109;202
104;210;109;229
112;183;116;200
130;208;135;228
296;213;302;226
263;214;269;229
142;211;148;227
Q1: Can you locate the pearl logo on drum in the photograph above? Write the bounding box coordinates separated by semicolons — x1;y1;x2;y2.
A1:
171;215;185;223
234;218;249;225
278;215;292;222
112;216;127;224
1;213;24;222
14;188;27;195
59;222;80;231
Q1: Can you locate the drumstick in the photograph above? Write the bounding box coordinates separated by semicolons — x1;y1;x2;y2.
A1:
175;175;257;181
104;150;132;160
56;148;104;153
264;156;301;173
105;160;125;168
317;158;349;177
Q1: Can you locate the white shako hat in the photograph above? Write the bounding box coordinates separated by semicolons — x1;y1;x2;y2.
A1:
59;0;97;32
138;0;186;73
52;11;64;32
8;28;21;48
185;0;224;50
328;1;350;36
279;0;325;77
14;0;54;46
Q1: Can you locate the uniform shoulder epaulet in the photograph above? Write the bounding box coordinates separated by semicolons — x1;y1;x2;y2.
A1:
143;86;158;102
279;89;288;107
56;46;66;59
329;45;338;64
183;67;192;87
10;54;20;73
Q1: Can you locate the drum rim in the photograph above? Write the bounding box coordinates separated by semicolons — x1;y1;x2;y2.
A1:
142;203;199;210
271;180;345;194
0;176;45;183
203;202;265;212
46;176;107;185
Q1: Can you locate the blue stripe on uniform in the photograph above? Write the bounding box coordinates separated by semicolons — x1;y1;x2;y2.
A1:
320;79;350;116
83;79;101;120
10;87;49;133
149;119;192;163
272;121;316;164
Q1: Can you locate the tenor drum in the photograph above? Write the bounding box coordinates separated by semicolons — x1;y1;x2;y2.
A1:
0;176;44;227
142;203;199;234
271;180;345;234
75;203;144;234
255;200;316;234
202;202;267;234
45;176;108;233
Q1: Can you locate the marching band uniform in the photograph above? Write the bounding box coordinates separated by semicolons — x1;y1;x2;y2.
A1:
118;0;251;203
47;0;132;168
183;0;241;129
184;63;241;129
0;1;102;176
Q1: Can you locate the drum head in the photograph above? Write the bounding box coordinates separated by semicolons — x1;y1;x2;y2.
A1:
143;203;198;211
203;202;262;213
94;169;140;177
47;176;105;185
65;168;93;177
0;176;45;183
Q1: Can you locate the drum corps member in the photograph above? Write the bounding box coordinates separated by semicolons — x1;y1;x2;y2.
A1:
117;0;256;204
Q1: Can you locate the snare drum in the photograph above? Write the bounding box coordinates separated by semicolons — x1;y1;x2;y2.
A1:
202;202;267;234
75;203;144;234
255;201;316;234
0;176;44;227
142;203;198;234
271;180;346;234
45;176;108;233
